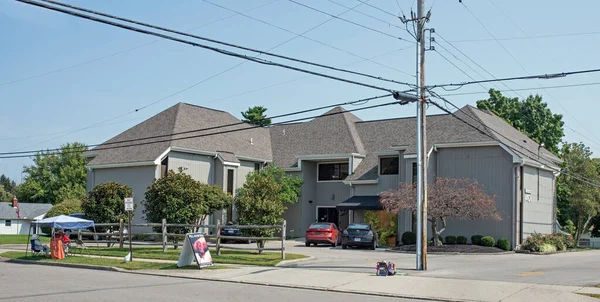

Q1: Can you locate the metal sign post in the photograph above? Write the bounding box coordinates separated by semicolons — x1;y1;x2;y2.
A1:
124;197;134;262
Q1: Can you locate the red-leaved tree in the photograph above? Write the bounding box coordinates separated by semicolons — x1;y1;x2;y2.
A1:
380;177;501;246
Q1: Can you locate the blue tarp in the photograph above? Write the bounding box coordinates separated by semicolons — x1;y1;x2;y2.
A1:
31;215;95;230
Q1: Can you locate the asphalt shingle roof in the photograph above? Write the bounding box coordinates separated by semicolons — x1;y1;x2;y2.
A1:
0;203;53;220
87;103;557;182
86;103;272;166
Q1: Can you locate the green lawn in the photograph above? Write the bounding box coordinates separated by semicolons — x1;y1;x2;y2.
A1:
579;293;600;299
74;246;307;266
0;251;229;270
0;235;50;245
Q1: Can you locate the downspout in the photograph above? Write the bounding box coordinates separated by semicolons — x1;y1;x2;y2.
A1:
512;163;520;249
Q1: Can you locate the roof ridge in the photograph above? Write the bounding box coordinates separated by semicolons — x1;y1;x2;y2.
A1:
461;106;496;139
168;103;184;148
181;102;229;113
341;109;366;154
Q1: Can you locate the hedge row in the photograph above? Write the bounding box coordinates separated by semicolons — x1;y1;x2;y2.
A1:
400;231;511;250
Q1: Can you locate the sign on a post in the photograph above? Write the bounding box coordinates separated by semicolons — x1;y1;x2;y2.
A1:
177;233;214;269
124;197;134;211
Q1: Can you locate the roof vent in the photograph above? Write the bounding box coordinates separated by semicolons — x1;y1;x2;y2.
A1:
283;129;286;136
250;137;254;145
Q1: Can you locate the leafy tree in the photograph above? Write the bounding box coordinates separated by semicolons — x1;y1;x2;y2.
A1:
380;177;501;246
46;198;83;218
0;175;17;200
143;169;232;237
241;106;271;127
83;182;133;230
476;89;564;154
0;185;12;203
556;143;600;244
18;142;88;204
235;165;303;253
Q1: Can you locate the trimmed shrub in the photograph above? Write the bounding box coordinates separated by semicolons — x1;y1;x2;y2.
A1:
522;232;574;252
445;236;457;244
480;236;495;247
431;234;443;242
555;233;576;249
401;231;417;245
457;236;467;245
496;238;511;251
471;235;483;245
539;243;557;253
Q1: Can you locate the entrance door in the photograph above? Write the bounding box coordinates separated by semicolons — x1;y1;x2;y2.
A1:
317;207;339;226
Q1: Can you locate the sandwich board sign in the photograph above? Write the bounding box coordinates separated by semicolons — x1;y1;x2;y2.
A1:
177;233;214;269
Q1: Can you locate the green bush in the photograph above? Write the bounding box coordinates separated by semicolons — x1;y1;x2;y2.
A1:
401;231;416;245
431;234;443;242
521;232;574;252
496;238;511;251
539;243;557;253
457;236;467;245
445;236;457;244
471;235;483;245
480;236;495;247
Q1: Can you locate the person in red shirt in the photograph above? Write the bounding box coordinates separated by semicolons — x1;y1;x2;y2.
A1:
55;229;70;245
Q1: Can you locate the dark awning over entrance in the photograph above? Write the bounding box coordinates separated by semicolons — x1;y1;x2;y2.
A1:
336;195;382;210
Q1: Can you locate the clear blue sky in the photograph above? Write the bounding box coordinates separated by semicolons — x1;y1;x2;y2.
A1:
2;0;600;182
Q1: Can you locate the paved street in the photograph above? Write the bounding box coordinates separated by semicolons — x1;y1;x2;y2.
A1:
0;262;429;302
275;239;600;287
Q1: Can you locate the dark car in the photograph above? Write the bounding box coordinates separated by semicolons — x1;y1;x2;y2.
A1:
220;222;251;244
342;224;377;250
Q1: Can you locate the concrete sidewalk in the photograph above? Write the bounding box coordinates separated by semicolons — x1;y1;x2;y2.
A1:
2;246;599;301
129;265;599;302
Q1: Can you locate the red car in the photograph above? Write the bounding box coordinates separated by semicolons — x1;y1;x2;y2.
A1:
305;223;342;247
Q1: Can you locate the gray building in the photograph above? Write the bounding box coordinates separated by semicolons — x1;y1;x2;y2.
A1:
85;103;560;247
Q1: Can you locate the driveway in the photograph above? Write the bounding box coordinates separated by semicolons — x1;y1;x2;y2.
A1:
264;238;600;287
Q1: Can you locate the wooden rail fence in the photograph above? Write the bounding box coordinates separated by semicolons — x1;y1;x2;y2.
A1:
76;220;287;259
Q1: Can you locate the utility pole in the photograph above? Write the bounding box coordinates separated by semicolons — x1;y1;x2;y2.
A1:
401;0;429;271
417;0;428;272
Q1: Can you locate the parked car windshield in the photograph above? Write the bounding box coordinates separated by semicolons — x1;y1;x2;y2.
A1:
309;223;331;229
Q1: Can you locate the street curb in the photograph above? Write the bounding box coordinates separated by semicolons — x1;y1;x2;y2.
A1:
0;256;119;272
1;255;468;302
119;269;474;302
275;256;315;266
385;249;515;256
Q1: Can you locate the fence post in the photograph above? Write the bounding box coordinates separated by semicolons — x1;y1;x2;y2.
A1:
162;219;167;253
119;219;124;249
77;229;82;242
216;220;222;256
281;220;286;260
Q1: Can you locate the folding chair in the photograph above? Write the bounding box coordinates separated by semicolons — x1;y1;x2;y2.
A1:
30;239;43;256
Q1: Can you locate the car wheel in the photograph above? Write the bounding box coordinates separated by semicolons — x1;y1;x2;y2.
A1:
305;242;310;247
342;244;347;250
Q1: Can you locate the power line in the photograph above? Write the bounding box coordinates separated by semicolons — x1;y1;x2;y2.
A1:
203;46;414;106
326;0;405;30
448;31;600;43
433;46;488;92
434;32;524;98
1;1;281;88
428;67;600;89
486;0;600;147
426;92;600;188
438;81;600;96
42;0;414;88
287;0;407;41
18;0;408;96
203;0;414;77
0;96;401;158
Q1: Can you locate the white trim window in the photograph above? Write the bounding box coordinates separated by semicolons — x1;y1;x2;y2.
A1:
379;157;399;175
318;162;349;181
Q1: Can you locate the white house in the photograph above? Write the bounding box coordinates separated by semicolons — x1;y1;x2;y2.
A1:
0;201;53;235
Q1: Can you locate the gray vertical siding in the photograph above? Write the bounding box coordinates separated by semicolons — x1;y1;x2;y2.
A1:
167;151;214;184
88;165;157;229
236;161;256;192
284;163;316;237
522;166;554;237
435;146;514;243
